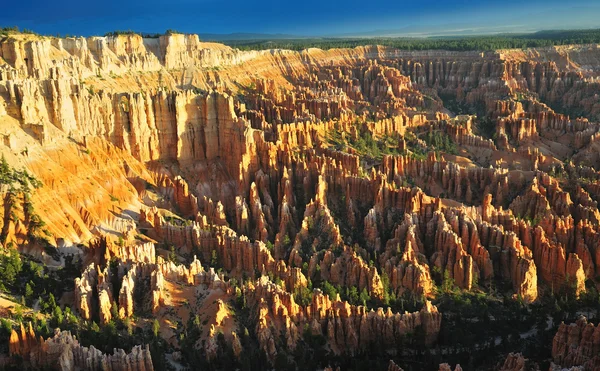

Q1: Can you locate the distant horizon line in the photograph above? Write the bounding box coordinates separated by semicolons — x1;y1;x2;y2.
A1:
3;24;600;41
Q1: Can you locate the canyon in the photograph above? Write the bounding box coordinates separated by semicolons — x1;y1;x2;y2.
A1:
0;31;599;370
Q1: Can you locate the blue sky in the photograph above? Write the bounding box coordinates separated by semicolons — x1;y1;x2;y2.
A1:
1;0;599;37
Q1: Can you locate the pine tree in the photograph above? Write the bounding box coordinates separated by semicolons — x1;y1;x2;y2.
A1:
152;319;160;337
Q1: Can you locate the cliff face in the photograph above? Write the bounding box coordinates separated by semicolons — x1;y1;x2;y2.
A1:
1;32;600;369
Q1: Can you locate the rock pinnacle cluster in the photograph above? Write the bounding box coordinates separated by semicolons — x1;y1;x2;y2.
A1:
0;32;599;370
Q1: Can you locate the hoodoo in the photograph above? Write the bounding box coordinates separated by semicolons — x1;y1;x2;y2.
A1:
1;23;600;370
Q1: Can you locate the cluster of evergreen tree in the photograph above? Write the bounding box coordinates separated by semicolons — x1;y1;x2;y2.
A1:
103;29;183;38
219;28;600;51
0;26;39;36
0;26;185;39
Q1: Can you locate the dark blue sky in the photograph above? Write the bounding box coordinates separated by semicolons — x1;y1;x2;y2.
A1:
2;0;599;37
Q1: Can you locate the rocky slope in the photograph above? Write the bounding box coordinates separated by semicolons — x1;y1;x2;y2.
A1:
0;32;600;370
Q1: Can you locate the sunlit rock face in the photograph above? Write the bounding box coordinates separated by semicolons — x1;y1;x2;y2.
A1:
1;32;600;369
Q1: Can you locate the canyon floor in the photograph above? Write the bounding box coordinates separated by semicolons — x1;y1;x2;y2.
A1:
0;32;600;371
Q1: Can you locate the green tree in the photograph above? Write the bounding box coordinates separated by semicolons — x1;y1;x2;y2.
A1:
210;250;219;267
24;282;34;299
124;317;133;336
105;320;117;337
282;234;291;247
111;301;119;319
265;241;274;252
152;319;160;337
168;245;177;263
0;249;23;291
347;286;359;305
359;288;371;307
53;305;64;324
294;286;313;306
1;318;12;334
322;281;338;301
64;307;77;325
381;272;391;306
441;269;456;294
